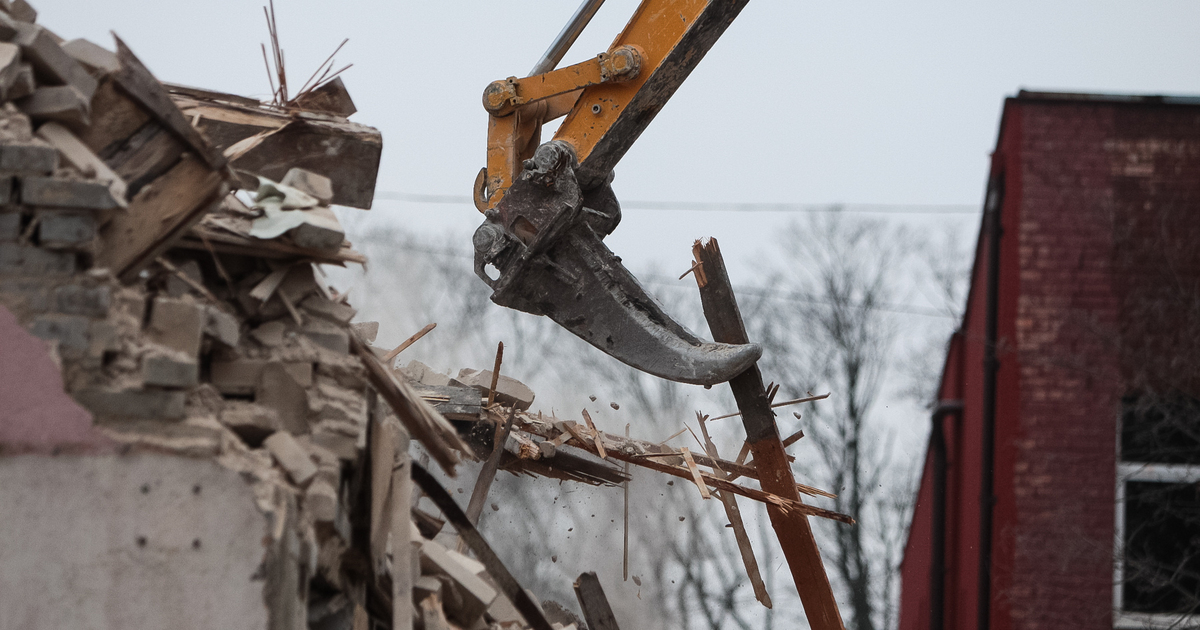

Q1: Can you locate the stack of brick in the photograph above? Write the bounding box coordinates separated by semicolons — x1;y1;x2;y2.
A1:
0;3;629;630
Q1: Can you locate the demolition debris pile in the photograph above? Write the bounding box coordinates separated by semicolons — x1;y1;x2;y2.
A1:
0;3;848;630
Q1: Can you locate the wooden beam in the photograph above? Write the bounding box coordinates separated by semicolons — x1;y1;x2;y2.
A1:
573;572;621;630
458;409;515;552
692;237;846;630
410;463;555;630
698;417;772;608
391;425;414;630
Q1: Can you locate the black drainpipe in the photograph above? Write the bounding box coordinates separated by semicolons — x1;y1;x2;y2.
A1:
977;175;1004;630
931;398;963;630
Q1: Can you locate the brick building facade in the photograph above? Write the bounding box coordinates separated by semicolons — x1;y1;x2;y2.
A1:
897;91;1200;630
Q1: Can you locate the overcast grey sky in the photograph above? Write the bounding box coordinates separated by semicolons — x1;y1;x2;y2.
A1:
38;0;1200;276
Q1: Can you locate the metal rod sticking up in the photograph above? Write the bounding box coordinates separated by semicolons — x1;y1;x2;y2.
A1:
529;0;607;76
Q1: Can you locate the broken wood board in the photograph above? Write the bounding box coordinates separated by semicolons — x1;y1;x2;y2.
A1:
350;333;469;476
95;153;228;282
573;572;621;630
699;417;772;608
411;462;555;630
693;237;845;630
171;93;380;209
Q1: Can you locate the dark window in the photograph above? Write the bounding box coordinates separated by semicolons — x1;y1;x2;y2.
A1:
1122;395;1200;465
1122;480;1200;615
1119;393;1200;621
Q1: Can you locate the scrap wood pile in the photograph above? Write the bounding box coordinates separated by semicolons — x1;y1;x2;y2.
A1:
0;3;848;629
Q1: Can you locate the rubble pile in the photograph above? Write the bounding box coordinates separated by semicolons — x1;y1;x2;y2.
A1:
0;4;593;629
0;4;845;630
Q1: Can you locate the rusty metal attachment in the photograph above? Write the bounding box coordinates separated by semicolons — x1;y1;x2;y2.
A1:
472;141;761;385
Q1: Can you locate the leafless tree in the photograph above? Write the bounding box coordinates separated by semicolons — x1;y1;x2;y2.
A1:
341;212;968;629
749;212;921;630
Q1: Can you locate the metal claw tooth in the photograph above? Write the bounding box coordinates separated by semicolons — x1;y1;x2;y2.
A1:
476;142;760;385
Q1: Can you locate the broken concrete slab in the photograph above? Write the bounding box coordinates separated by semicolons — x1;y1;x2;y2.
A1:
146;297;204;357
250;319;288;347
12;23;97;101
419;538;498;626
21;175;118;209
305;478;338;523
0;242;74;275
0;455;273;630
301;318;349;354
401;360;451;387
73;387;187;420
258;361;309;435
286;206;344;251
453;368;535;410
37;210;95;249
61;38;118;74
6;0;35;24
27;312;88;349
209;359;312;396
350;321;377;343
203;305;239;347
265;430;318;485
218;401;281;441
37;121;127;202
281;167;333;205
0;211;20;241
300;294;356;324
0;138;57;173
52;283;109;316
142;351;198;389
17;85;89;127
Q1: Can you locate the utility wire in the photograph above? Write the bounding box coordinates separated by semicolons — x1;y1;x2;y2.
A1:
373;191;979;215
382;241;959;320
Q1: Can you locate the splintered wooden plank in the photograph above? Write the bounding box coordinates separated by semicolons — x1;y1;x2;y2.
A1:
679;447;710;500
96;153;227;281
390;425;414;630
368;415;399;576
698;417;772;608
410;463;555;630
580;409;607;459
351;334;467;476
77;77;151;155
573;572;621;630
110;36;226;171
693;237;845;630
463;409;514;524
172;94;381;209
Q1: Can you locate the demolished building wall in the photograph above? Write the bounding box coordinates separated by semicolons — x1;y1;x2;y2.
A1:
0;4;848;630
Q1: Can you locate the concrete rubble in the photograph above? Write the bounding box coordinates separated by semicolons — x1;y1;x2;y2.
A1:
0;4;846;630
0;4;603;629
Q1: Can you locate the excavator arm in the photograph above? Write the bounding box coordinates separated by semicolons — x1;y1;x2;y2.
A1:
471;0;757;386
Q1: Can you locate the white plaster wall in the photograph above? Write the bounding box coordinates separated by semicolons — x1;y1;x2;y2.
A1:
0;452;271;630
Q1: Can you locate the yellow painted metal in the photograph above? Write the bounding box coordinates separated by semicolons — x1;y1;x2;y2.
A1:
553;0;707;166
486;45;642;118
479;0;709;211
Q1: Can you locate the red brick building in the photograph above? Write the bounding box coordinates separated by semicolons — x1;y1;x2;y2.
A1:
897;91;1200;630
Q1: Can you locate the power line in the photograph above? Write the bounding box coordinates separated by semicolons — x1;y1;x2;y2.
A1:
381;242;958;320
373;191;979;215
